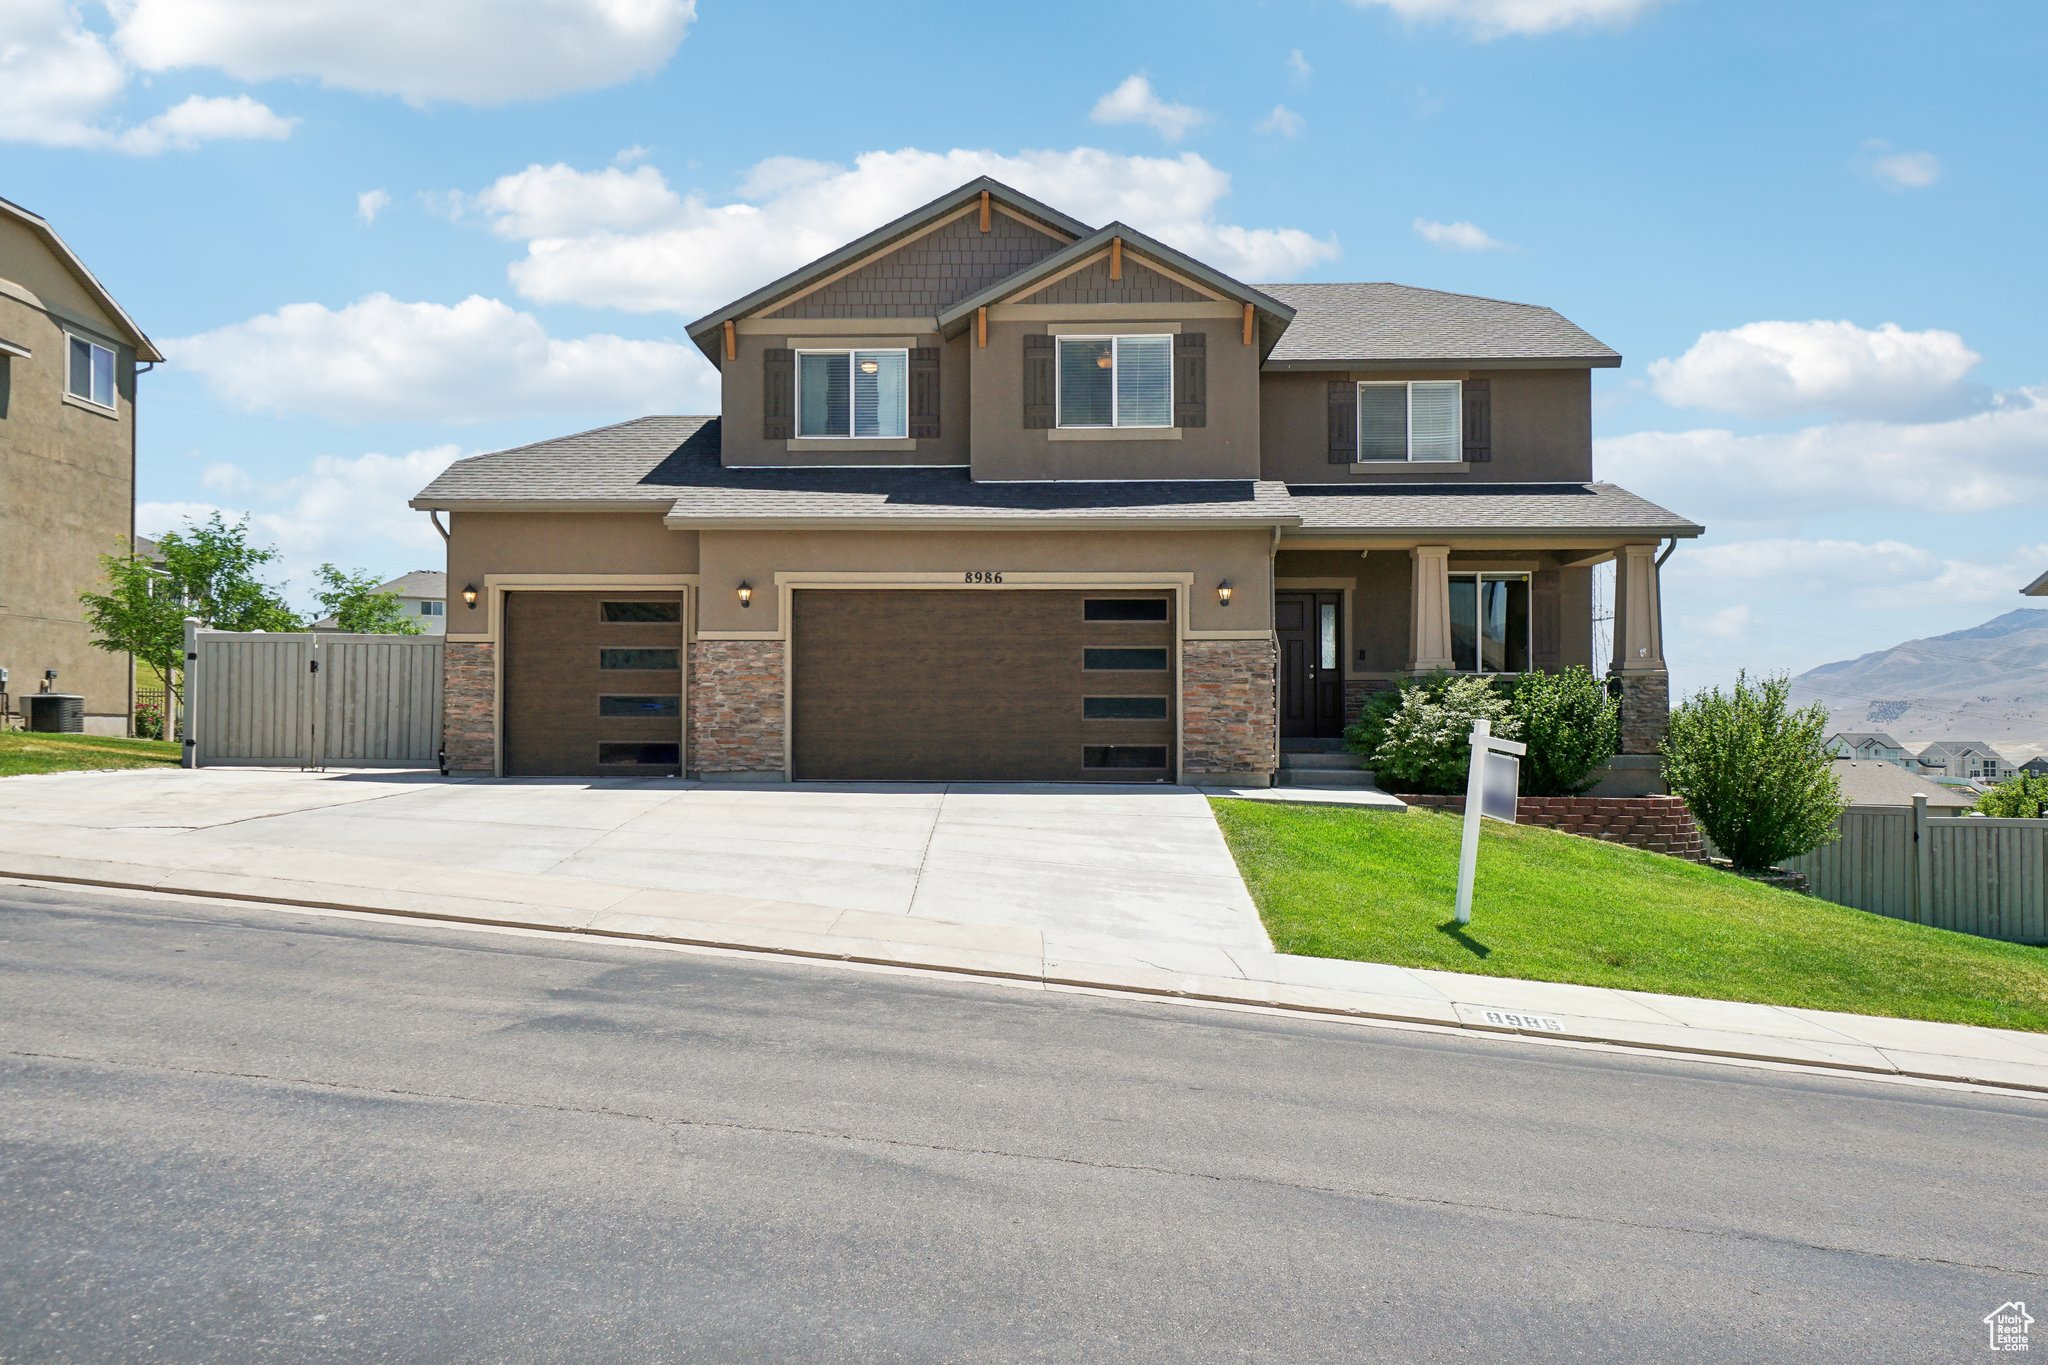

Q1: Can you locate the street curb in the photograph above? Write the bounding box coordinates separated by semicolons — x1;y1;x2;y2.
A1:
6;864;2046;1097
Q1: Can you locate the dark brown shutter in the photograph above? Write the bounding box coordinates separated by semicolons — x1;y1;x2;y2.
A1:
1462;376;1492;463
1327;379;1356;463
1173;331;1206;428
763;347;794;440
1531;569;1561;672
908;346;941;439
1023;334;1055;429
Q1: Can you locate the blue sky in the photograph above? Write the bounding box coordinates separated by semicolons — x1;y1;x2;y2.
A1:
5;0;2045;720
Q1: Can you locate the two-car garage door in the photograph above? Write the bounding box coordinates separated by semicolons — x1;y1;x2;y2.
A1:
789;589;1176;783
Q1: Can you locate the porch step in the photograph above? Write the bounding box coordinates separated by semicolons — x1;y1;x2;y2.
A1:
1280;737;1347;754
1279;750;1368;771
1278;768;1383;789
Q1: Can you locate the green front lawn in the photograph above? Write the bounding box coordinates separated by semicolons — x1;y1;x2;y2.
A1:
1211;800;2048;1033
0;730;182;777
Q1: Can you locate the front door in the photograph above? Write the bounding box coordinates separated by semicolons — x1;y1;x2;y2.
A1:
1276;590;1344;739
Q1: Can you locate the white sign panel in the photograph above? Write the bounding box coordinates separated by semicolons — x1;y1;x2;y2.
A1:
1480;749;1520;824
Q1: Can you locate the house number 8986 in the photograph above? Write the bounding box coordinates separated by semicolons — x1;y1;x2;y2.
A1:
964;571;1004;584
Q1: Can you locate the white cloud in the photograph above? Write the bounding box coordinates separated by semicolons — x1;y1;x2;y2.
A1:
1090;75;1207;142
1861;140;1941;190
168;294;716;423
1647;320;1982;419
356;188;391;224
140;446;465;604
111;0;697;105
1679;539;2032;607
1349;0;1663;37
1258;105;1306;137
472;148;1340;318
1286;48;1313;88
0;0;294;153
1413;217;1508;251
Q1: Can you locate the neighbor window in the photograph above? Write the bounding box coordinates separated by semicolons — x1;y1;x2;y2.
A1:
1357;380;1460;462
419;600;444;617
797;349;908;438
1057;334;1172;429
1447;572;1530;673
67;335;115;409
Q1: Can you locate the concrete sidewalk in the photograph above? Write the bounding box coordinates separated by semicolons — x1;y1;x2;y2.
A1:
0;799;2043;1095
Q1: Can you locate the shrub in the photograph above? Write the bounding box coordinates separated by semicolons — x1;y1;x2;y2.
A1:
1342;673;1455;761
133;696;165;741
1510;666;1620;797
1371;674;1521;795
1661;672;1844;872
1977;773;2048;819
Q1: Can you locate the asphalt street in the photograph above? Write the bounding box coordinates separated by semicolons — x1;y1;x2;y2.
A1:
0;881;2040;1362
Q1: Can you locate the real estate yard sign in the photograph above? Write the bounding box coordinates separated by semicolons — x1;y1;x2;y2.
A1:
1455;719;1525;926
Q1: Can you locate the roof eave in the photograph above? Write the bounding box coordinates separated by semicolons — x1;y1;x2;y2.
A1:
1281;523;1704;542
1263;355;1623;373
663;512;1302;532
0;198;163;362
408;497;679;514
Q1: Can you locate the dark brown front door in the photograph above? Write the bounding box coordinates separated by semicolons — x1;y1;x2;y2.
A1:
790;589;1175;782
503;592;685;777
1276;590;1344;739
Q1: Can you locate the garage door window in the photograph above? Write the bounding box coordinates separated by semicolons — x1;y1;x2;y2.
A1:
599;695;680;718
601;601;682;622
1083;598;1168;622
1084;647;1168;671
598;742;681;766
1084;696;1168;719
1083;745;1168;769
599;648;679;670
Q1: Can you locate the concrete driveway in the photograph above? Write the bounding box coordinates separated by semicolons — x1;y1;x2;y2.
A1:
0;768;1270;969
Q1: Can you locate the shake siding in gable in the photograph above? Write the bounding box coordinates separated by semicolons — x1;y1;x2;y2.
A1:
1019;256;1209;306
767;211;1069;318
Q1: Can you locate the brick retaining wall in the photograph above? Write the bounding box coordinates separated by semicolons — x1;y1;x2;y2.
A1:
1405;793;1703;860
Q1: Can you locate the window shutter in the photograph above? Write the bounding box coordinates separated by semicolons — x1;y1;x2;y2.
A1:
1327;380;1356;463
907;346;941;439
1173;331;1206;428
1462;377;1492;463
762;347;794;440
1023;334;1055;429
1531;569;1561;672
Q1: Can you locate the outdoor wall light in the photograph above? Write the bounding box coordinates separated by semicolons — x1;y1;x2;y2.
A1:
461;584;478;609
738;581;753;609
1217;580;1233;607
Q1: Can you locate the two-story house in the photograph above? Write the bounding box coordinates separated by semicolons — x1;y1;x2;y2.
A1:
1824;731;1911;768
1916;740;2013;786
413;178;1701;782
310;569;449;636
0;196;162;734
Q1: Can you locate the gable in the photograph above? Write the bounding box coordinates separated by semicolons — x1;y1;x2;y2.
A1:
768;208;1069;319
1017;252;1212;307
0;214;125;340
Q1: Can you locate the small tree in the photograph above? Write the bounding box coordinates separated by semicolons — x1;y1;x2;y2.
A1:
80;514;301;719
1371;674;1521;794
1977;773;2048;819
313;564;423;635
1510;666;1620;797
1662;672;1844;872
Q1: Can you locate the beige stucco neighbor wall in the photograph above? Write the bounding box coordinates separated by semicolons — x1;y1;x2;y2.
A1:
1258;367;1594;484
0;253;137;732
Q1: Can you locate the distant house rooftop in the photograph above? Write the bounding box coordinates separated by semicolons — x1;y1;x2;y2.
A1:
1830;760;1975;810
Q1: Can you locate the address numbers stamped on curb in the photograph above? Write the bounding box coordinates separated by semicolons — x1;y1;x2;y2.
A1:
1481;1010;1567;1033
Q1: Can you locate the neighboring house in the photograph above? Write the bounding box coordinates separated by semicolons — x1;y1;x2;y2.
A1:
1828;759;1973;811
1824;730;1910;768
2024;570;2046;597
412;177;1703;781
2021;757;2048;780
311;569;447;636
0;196;162;734
1915;740;2014;785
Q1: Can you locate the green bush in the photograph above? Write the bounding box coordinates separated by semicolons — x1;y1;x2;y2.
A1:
1510;666;1620;796
1977;773;2048;819
1661;672;1844;872
1370;674;1521;794
1342;673;1455;761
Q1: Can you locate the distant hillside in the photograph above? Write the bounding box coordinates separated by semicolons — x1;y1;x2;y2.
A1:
1786;608;2048;761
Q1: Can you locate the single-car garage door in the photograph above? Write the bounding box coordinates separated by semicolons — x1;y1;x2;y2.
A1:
503;591;685;777
791;589;1175;782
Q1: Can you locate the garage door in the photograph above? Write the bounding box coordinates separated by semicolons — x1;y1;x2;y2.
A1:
503;592;685;777
790;589;1175;782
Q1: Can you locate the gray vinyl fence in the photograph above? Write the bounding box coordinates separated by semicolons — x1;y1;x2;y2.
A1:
183;624;442;770
1784;797;2048;944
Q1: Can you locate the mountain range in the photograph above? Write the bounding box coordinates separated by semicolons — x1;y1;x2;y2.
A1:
1786;608;2048;762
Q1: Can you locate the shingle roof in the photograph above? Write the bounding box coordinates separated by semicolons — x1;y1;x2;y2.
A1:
1830;760;1975;810
1255;282;1619;369
1283;482;1701;537
377;570;446;598
1828;731;1903;748
412;417;720;508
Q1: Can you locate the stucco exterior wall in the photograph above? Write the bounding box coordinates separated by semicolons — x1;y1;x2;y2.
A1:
1258;367;1594;484
443;510;700;638
720;324;969;468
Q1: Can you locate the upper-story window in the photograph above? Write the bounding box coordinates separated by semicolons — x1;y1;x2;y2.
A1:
797;348;907;438
1357;379;1460;462
67;335;116;410
419;600;445;617
1057;334;1172;429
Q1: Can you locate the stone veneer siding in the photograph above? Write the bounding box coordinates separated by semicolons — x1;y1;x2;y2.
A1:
1406;794;1703;860
690;639;786;774
442;641;496;773
1618;670;1671;755
1182;638;1277;780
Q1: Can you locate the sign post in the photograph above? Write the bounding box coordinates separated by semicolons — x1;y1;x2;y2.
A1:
1454;718;1526;925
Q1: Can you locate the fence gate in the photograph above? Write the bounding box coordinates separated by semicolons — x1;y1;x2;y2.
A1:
185;626;443;769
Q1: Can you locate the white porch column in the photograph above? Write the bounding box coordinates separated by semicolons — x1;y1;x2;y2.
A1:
1408;545;1455;671
1611;543;1665;673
